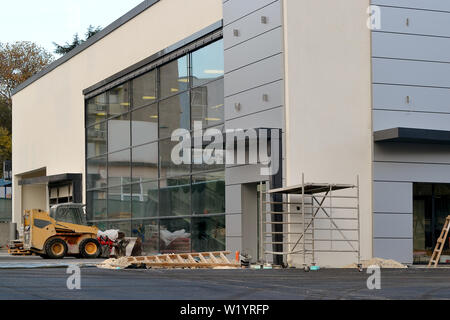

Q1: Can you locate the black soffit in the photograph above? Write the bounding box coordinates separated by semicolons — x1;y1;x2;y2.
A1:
374;127;450;145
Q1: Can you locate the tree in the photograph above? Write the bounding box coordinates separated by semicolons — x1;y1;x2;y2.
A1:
0;41;54;174
53;25;102;55
0;41;54;110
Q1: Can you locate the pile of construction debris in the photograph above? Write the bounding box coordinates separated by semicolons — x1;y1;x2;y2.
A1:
345;258;407;269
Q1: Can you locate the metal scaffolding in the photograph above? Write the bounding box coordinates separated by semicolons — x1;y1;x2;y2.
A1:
258;174;361;268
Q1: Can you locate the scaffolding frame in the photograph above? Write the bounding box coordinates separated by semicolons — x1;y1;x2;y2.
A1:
258;174;361;267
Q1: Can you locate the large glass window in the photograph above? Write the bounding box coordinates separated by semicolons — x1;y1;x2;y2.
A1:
192;172;225;215
86;189;107;221
87;156;107;190
192;215;225;252
132;219;159;255
160;56;188;99
85;39;225;254
87;122;107;158
131;181;158;219
108;113;130;153
86;93;107;126
132;70;157;109
191;40;224;88
108;83;130;117
159;92;190;139
160;176;191;217
132;142;158;182
108;149;131;187
159;138;190;178
160;218;191;254
191;78;224;129
131;104;158;146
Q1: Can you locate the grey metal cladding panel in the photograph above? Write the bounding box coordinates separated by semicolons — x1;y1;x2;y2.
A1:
225;27;283;73
224;0;279;26
375;7;450;37
226;164;268;185
226;184;242;213
372;33;450;63
371;0;450;12
373;58;450;88
374;182;412;213
223;1;282;50
225;54;283;97
373;238;413;263
226;214;242;237
373;84;450;114
225;106;284;131
374;162;450;183
225;80;283;120
373;110;450;132
374;214;413;238
374;142;450;164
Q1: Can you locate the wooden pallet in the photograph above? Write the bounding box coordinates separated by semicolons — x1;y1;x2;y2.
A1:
99;251;240;269
428;216;450;268
8;248;32;256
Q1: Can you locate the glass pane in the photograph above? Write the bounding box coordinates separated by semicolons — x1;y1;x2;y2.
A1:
132;70;157;109
160;56;188;98
192;127;225;173
108;83;130;117
159;176;191;217
86;93;107;126
131;104;158;146
191;40;224;87
108;220;131;237
159;138;191;178
192;171;225;215
132;143;158;182
160;218;191;254
107;185;131;222
87;156;107;190
108;149;131;187
108;113;130;153
132;219;159;255
192;215;225;253
159;92;190;139
87;122;107;158
131;181;158;219
191;78;224;128
87;189;107;221
93;221;108;231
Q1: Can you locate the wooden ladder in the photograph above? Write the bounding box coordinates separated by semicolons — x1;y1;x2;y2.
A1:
428;216;450;268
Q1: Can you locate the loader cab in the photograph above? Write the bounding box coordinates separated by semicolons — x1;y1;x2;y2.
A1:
49;203;87;226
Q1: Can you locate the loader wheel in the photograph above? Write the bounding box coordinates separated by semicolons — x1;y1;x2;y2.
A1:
79;238;101;259
45;238;68;259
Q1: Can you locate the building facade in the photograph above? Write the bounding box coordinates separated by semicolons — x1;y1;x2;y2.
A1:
11;0;450;266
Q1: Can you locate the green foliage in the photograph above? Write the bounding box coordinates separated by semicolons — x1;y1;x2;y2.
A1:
53;25;102;55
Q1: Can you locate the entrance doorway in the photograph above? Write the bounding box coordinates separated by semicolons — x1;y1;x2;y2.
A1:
413;183;450;264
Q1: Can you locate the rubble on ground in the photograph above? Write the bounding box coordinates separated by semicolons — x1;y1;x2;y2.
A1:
345;257;407;269
97;257;132;270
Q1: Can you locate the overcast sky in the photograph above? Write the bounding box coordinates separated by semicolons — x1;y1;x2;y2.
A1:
0;0;144;56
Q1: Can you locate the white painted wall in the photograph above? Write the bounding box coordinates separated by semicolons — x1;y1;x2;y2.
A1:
12;0;223;223
283;0;373;267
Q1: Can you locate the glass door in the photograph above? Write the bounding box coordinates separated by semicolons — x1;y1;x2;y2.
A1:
413;183;450;264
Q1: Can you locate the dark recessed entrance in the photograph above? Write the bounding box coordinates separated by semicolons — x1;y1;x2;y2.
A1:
413;183;450;264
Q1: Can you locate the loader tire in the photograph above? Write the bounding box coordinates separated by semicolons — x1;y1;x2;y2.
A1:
79;238;101;259
45;238;68;259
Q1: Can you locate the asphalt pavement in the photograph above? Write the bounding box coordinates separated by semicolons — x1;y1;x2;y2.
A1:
0;251;450;300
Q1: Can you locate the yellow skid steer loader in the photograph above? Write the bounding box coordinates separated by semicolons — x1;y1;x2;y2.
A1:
9;204;140;259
